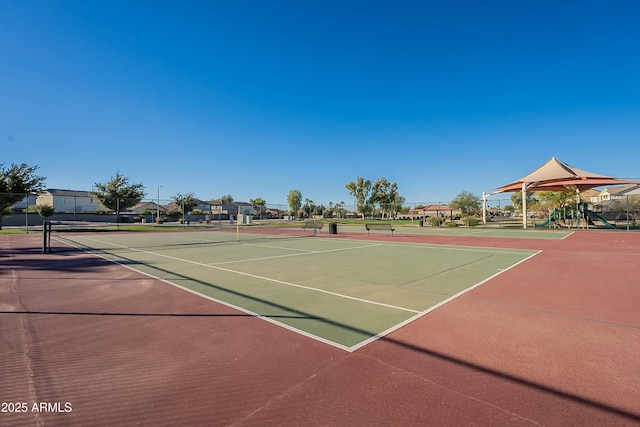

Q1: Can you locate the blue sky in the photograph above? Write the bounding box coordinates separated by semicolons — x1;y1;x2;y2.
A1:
2;0;639;207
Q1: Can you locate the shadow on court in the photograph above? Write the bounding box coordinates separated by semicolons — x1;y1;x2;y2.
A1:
0;311;319;319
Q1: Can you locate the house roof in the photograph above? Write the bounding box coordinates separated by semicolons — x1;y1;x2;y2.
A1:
580;189;600;199
411;204;453;212
131;201;163;209
493;157;640;193
43;188;93;197
604;184;640;195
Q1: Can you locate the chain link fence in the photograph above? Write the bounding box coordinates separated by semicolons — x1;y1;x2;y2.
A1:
2;193;639;229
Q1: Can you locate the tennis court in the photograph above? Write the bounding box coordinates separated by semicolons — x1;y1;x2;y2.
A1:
52;227;538;350
3;226;640;426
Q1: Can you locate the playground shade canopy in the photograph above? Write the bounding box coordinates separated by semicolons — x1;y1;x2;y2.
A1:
488;157;639;228
492;157;639;193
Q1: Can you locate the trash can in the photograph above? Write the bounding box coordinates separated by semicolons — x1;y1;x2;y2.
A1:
329;223;338;234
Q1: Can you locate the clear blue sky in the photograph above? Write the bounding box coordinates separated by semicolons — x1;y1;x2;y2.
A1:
2;0;639;207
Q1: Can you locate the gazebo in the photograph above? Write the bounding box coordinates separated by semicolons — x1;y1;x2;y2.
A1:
485;157;639;228
409;204;455;226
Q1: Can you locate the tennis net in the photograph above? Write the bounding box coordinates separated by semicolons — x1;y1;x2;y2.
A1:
43;219;322;253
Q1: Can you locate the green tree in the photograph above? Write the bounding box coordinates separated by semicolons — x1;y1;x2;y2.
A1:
91;172;145;221
629;195;640;213
536;191;574;218
510;191;538;214
302;198;315;218
371;177;404;219
0;163;46;229
172;192;198;221
250;197;266;219
346;177;372;219
249;197;266;207
450;191;481;216
287;189;302;217
334;201;346;219
220;194;234;203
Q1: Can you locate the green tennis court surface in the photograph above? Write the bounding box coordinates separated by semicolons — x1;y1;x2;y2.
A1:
56;230;537;350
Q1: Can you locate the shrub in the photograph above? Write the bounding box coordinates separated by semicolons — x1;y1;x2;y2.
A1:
462;215;479;227
37;204;54;218
428;216;442;227
445;221;459;227
167;210;182;219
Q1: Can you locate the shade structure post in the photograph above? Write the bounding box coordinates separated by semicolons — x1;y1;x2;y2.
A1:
522;183;527;229
482;192;487;224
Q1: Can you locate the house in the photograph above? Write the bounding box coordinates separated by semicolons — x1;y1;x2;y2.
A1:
598;184;640;201
579;189;600;204
263;207;285;219
163;199;210;214
11;194;38;211
209;199;257;218
236;202;257;216
130;201;168;216
580;184;640;205
36;189;100;213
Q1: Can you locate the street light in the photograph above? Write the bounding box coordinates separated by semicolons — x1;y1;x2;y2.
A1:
157;185;163;223
116;198;123;230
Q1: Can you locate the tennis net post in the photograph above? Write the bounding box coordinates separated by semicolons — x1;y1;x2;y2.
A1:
42;220;51;254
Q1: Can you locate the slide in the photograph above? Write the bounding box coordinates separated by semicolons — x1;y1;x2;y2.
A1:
535;210;558;228
535;218;551;227
586;210;615;228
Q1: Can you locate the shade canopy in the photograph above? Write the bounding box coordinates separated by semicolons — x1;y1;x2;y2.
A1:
493;157;638;193
486;157;639;229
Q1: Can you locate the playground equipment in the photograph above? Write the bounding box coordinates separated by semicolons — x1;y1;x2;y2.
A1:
534;209;560;228
584;207;615;229
534;204;615;229
534;207;574;229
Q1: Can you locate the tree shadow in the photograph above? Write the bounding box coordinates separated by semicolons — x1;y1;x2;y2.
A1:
0;311;318;319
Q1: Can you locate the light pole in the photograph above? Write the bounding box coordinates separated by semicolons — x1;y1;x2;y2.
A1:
116;198;121;230
157;185;163;223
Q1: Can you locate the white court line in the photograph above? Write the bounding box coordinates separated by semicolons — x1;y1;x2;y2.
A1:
350;250;542;351
55;236;354;352
72;236;420;315
334;237;536;256
210;243;384;265
243;242;318;252
57;234;540;352
561;231;575;240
